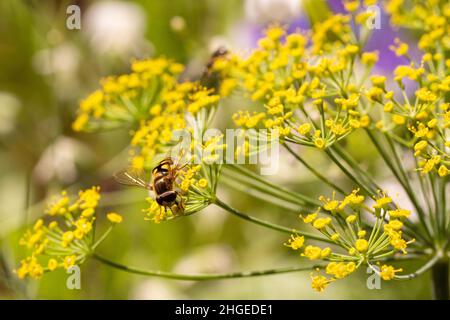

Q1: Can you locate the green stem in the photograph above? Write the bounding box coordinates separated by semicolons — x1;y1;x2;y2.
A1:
284;143;347;195
438;177;447;242
429;174;441;241
221;176;301;212
431;260;449;300
367;254;440;282
365;130;433;244
225;165;320;206
324;149;375;196
394;254;440;280
93;253;324;280
222;169;310;207
331;144;381;193
213;197;332;243
91;226;114;251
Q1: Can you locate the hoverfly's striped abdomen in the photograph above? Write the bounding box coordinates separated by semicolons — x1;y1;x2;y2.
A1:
153;174;173;195
156;191;177;206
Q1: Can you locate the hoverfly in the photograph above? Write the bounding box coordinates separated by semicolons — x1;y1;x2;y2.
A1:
114;157;187;214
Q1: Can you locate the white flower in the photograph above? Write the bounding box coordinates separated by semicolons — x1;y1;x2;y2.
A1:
84;1;148;57
32;137;93;184
244;0;301;24
32;43;80;77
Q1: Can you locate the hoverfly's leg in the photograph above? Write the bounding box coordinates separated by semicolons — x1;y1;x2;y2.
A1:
173;160;191;180
157;205;164;221
176;193;185;211
174;144;192;173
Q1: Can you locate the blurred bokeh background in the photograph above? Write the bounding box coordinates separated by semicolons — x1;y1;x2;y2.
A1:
0;0;431;299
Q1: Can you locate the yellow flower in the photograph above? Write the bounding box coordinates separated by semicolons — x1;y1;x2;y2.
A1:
302;245;322;260
380;265;403;280
49;221;58;229
313;217;332;229
343;189;364;208
28;263;44;279
438;165;448;177
321;247;331;258
343;0;359;12
388;209;410;218
384;219;403;231
384;101;394;112
311;274;332;292
355;239;369;252
198;178;208;188
266;25;285;41
331;233;340;241
48;259;59;271
414;140;428;156
326;262;356;279
63;255;76;270
389;232;414;253
392;115;405;125
373;195;392;209
62;231;74;246
371;75;386;87
15;257;44;279
82;208;95;218
415;88;437;102
301;211;318;223
390;39;409;56
361;51;378;65
357;230;366;238
319;194;340;213
297;123;311;135
107;212;123;224
314;137;326;149
284;235;305;250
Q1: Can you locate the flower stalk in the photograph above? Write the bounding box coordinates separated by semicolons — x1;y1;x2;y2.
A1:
93;253;324;280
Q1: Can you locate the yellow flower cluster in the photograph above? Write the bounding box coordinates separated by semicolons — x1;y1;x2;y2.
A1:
372;66;449;175
286;189;413;291
370;0;450;176
73;58;184;131
385;0;450;46
225;8;381;150
73;57;221;170
16;187;122;279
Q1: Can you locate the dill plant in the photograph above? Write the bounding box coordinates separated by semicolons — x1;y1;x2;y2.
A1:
15;0;449;299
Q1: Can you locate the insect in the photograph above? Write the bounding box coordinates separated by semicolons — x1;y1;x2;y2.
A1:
114;157;186;214
201;46;229;89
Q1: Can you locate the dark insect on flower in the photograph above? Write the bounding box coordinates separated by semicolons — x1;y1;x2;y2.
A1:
114;157;187;215
201;46;229;90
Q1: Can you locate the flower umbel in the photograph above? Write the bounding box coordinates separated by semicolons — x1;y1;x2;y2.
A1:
16;187;121;279
286;189;414;291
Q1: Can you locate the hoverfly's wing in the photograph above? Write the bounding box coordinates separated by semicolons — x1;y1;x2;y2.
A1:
113;168;152;190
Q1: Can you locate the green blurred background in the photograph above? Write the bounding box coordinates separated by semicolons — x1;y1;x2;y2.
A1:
0;0;431;299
